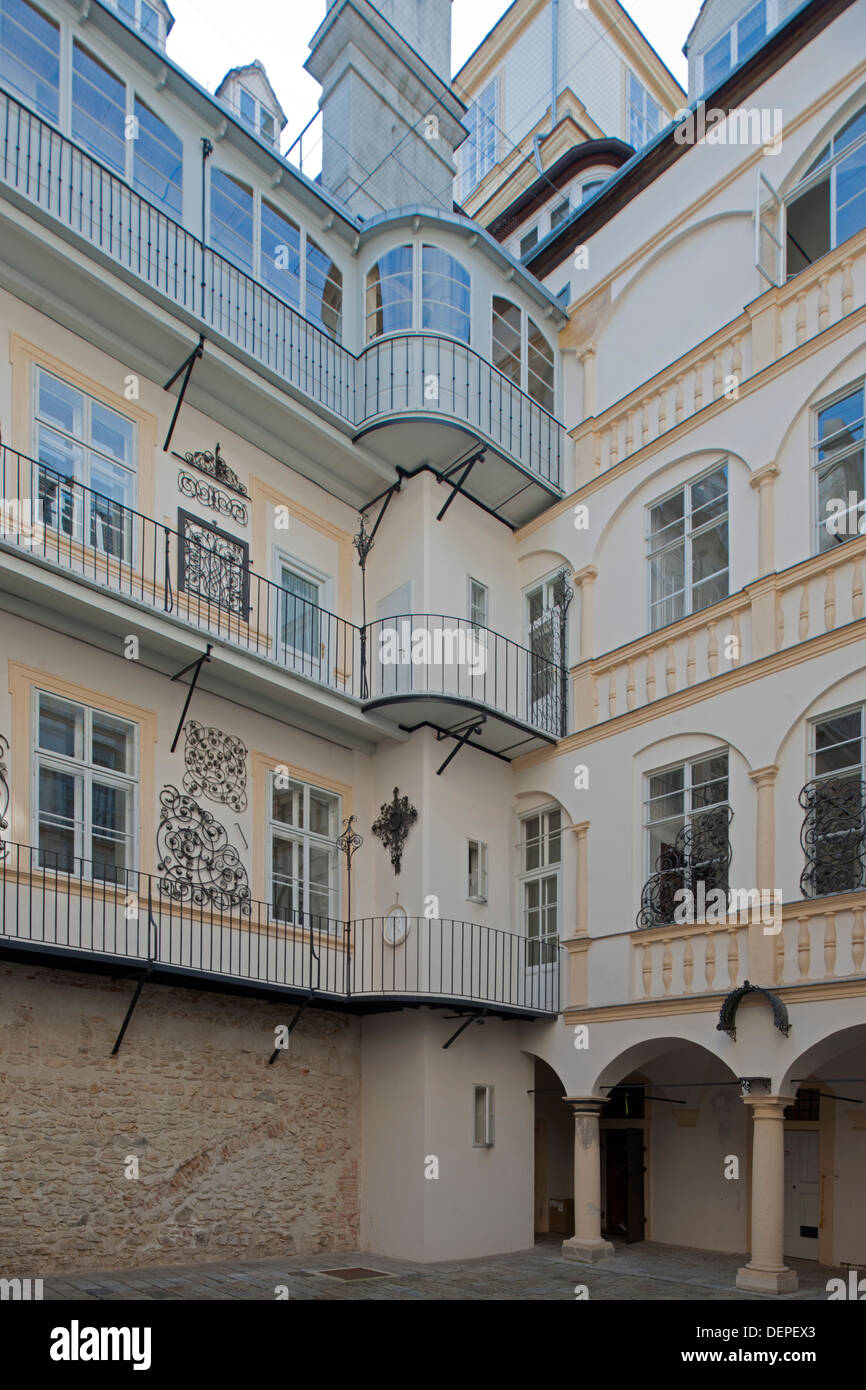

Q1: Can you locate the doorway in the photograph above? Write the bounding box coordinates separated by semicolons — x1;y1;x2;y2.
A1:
784;1129;820;1260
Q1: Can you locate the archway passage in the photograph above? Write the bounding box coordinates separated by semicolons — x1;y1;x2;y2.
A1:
600;1078;647;1244
532;1058;572;1238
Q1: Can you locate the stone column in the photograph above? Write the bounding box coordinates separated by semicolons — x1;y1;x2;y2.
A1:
562;822;591;1008
578;344;597;421
736;1091;798;1293
571;567;597;729
561;1097;614;1263
749;462;780;577
749;764;779;982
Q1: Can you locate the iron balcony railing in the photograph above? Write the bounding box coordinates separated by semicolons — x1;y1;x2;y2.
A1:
0;842;561;1015
799;775;866;899
0;445;567;737
0;88;564;488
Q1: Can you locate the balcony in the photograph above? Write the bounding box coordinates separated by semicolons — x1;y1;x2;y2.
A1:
0;89;564;520
0;843;560;1019
0;446;566;753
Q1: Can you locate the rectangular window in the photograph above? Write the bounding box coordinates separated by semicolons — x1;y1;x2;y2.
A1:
813;382;865;552
520;808;560;966
306;237;343;341
519;226;538;258
0;0;60;121
550;199;570;230
133;97;182;219
806;708;866;896
269;774;341;926
278;559;322;669
210;169;254;272
702;30;732;91
701;1;767;94
33;367;137;560
473;1085;495;1147
72;41;126;174
260;200;301;305
34;690;137;881
648;464;728;631
468;577;488;629
643;752;729;924
467;839;488;903
461;78;498;197
627;71;659;150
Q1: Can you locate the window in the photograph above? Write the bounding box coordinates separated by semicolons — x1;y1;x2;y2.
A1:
421;246;471;342
461;78;498;198
787;106;866;278
210;169;254;273
468;577;488;628
278;559;323;671
366;245;413;339
492;298;556;411
520;227;539;258
260;201;301;305
133;98;182;219
112;0;165;46
648;464;728;631
306;237;343;341
269;774;341;926
33;367;137;560
550;199;570;230
473;1085;495;1147
581;179;604;202
520;808;560;966
526;573;568;725
467;839;488;903
0;0;60;121
641;753;730;925
627;71;659;150
813;382;864;553
34;691;137;881
366;246;471;343
701;1;767;94
72;41;125;175
803;708;866;897
238;85;277;144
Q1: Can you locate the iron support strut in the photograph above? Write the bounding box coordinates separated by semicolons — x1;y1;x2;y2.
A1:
169;644;213;753
268;993;314;1064
435;715;486;775
162;335;206;453
443;1008;488;1049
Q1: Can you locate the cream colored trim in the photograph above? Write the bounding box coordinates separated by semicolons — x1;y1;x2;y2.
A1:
250;749;353;907
564;976;866;1025
7;660;158;874
249;475;353;619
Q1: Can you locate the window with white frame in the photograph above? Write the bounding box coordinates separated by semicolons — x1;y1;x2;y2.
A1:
468;577;488;629
627;71;659;150
813;381;865;552
786;107;866;280
0;0;60;122
33;366;137;560
473;1084;495;1147
804;707;866;896
492;298;555;411
133;97;182;219
111;0;166;47
238;85;277;144
520;808;560;966
365;245;471;343
642;752;729;924
550;199;571;231
700;0;770;94
519;226;539;259
34;691;137;881
461;79;498;199
648;464;729;631
269;774;341;926
580;179;605;202
467;839;488;903
72;40;126;174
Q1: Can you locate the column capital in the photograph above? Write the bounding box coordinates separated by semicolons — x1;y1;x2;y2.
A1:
572;565;597;587
741;1094;794;1119
749;764;779;788
563;1095;608;1115
568;820;591;837
749;461;780;491
576;342;597;363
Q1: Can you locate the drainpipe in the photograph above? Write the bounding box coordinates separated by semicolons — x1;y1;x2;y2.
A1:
551;0;559;133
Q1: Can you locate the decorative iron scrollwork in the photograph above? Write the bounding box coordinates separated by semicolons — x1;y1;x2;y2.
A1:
636;805;733;929
799;775;866;898
171;443;248;497
0;733;9;860
718;982;791;1041
178;471;248;525
156;786;250;914
178;509;250;616
372;787;418;875
183;721;248;812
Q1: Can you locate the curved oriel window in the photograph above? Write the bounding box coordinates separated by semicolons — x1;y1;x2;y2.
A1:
210;168;254;272
366;245;472;343
366;245;414;340
492;297;556;410
307;237;343;341
421;246;471;342
133;97;182;220
528;319;555;412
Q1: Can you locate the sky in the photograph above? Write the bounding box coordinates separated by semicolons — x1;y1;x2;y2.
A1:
163;0;703;155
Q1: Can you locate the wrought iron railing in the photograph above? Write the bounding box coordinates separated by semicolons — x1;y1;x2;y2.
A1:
0;87;564;487
0;843;560;1014
799;775;866;898
0;444;567;736
636;806;733;929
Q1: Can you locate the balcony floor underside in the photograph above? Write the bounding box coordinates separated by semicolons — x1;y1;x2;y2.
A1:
0;939;557;1022
362;693;559;758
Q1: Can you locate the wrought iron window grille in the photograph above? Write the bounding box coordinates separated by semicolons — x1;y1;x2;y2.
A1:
799;775;866;898
636;805;733;929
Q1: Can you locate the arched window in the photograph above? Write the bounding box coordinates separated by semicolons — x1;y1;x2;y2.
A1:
133;97;182;219
421;246;470;342
787;105;866;276
492;297;555;410
307;237;343;341
366;246;413;340
366;245;472;343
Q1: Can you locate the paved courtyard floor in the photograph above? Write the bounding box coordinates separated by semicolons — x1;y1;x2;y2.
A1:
41;1237;845;1300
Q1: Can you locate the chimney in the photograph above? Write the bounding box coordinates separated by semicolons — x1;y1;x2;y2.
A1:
306;0;466;218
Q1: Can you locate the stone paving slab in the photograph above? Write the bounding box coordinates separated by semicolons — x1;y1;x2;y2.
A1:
36;1238;845;1301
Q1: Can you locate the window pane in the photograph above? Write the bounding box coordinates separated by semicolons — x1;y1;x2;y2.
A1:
421;246;471;342
520;227;538;258
648;767;684;822
140;2;160;40
690;467;727;526
366;245;414;339
308;843;334;920
91;399;135;467
133;98;182;219
306;238;343;340
815;711;862;775
39;694;82;757
37;370;84;438
72;41;125;174
92;781;129;878
550;199;570;229
818;453;864;551
527;320;555;411
0;0;60;121
492;298;522;384
210;169;253;272
309;787;338;837
702;32;732;91
260;201;301;304
835;107;866;155
649;491;684;545
817;389;863;459
92;711;133;773
38;766;77;870
836;142;866;246
691;755;728;808
273;779;304;828
691;521;728;608
649;544;685;628
736;0;766;63
272;835;297;920
523;815;540;871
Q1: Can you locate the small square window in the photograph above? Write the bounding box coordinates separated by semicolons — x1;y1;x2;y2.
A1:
239;88;256;128
473;1085;494;1147
468;577;488;628
520;227;538;258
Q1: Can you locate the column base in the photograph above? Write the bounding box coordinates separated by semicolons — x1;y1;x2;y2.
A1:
736;1263;799;1294
561;1236;615;1264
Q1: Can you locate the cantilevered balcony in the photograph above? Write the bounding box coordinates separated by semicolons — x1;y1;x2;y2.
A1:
0;843;560;1019
0;89;564;519
0;446;567;753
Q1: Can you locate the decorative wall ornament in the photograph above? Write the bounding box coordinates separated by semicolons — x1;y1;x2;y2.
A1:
799;775;866;898
177;509;250;616
635;805;733;929
738;1077;772;1097
336;814;363;920
156;786;251;914
0;733;9;859
178;470;248;525
171;442;249;497
183;721;248;812
371;787;418;875
718;983;791;1042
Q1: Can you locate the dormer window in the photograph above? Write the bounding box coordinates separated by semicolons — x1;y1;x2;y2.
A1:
699;0;773;94
239;86;276;143
111;0;168;48
216;62;285;149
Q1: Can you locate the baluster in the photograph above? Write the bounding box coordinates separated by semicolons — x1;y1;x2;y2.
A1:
645;648;656;702
657;388;667;432
641;400;650;446
642;942;653;997
675;375;684;423
842;258;854;316
662;938;672;994
686;631;696;685
693;361;704;411
853;559;863;621
853;909;865;974
592;674;599;723
625;411;634;455
665;642;676;694
824;569;836;630
626;660;636;710
824;913;837;978
797;916;810;979
798;584;809;641
609;424;619;467
705;932;716;989
592;432;601;470
731;610;742;666
818;274;831;331
727;928;739;986
774;930;785;985
795;291;807;345
712;350;723;400
707;623;718;676
683;939;694;993
732;334;743;382
775;594;785;649
607;670;616;718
